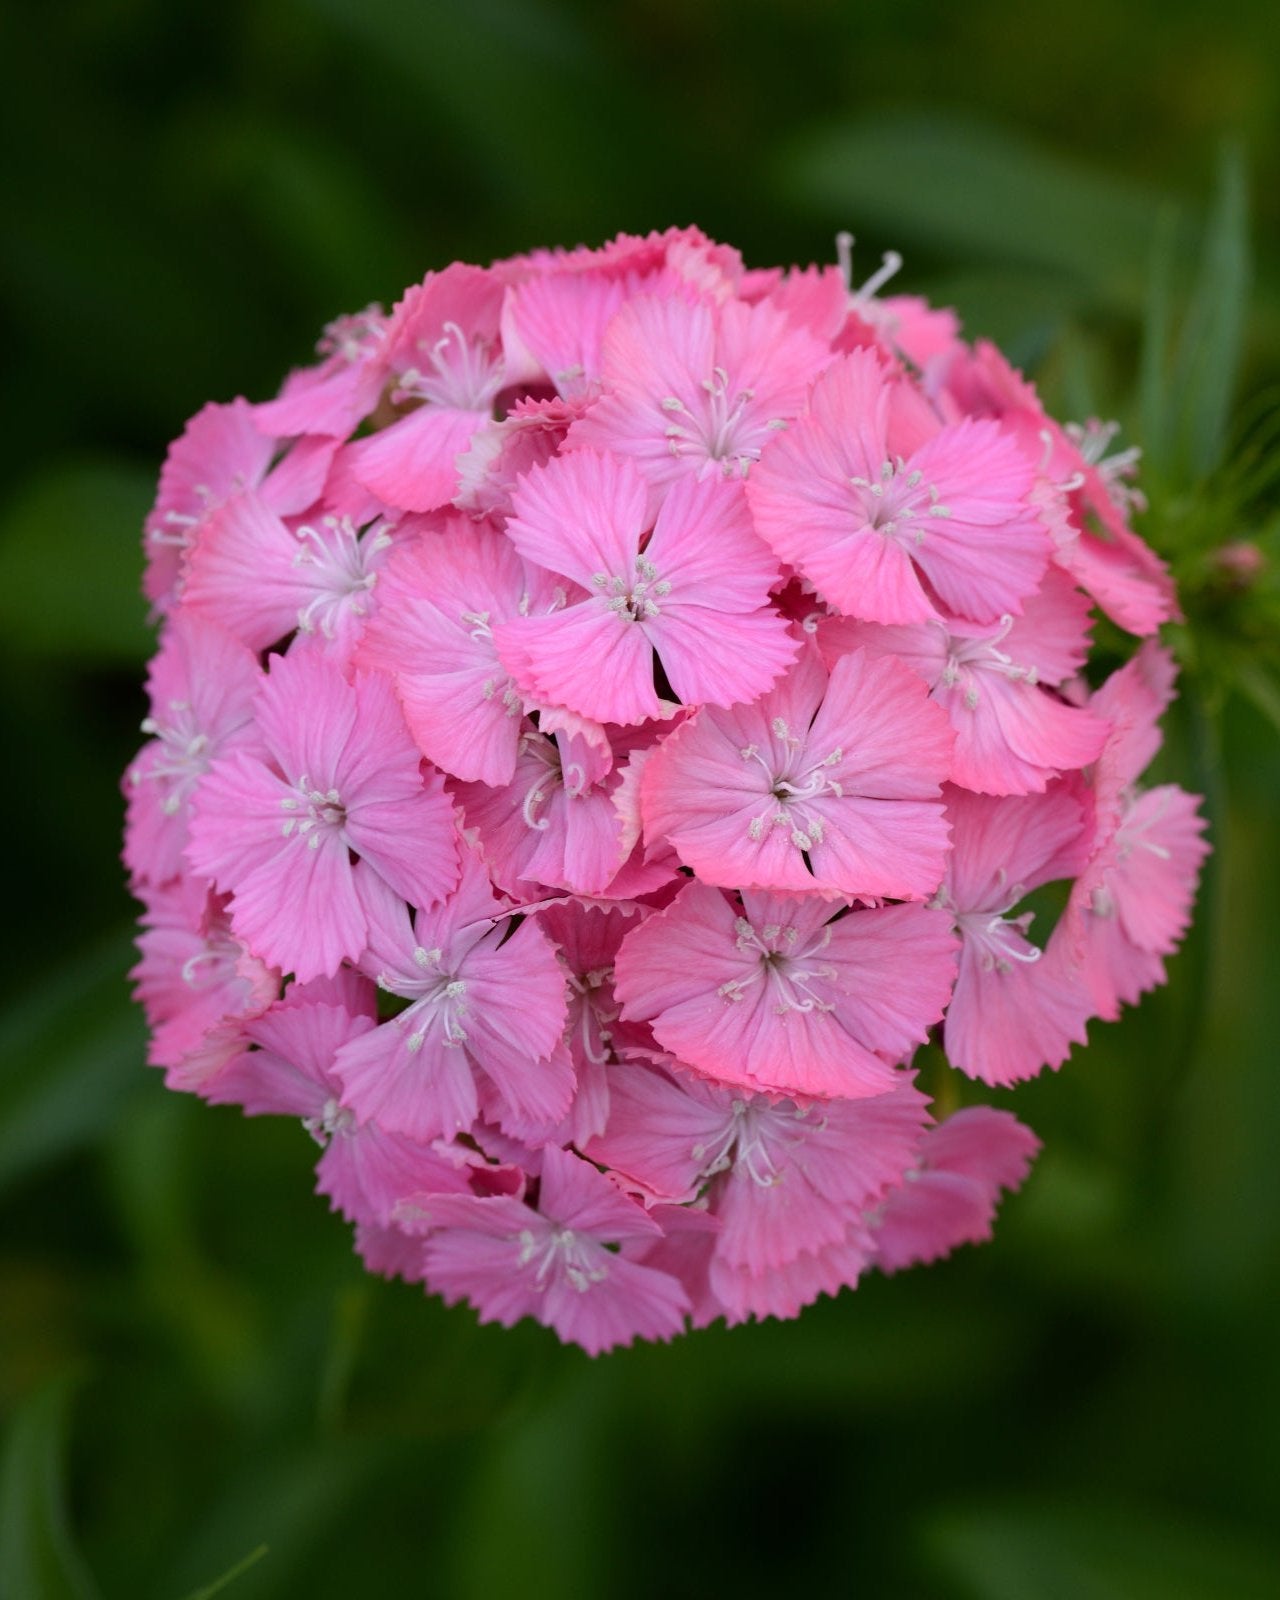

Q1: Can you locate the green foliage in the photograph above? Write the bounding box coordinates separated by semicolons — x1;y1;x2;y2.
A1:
0;1378;100;1600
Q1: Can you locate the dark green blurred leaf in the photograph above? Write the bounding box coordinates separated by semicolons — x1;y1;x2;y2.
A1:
177;1544;269;1600
0;462;151;664
0;1376;100;1600
783;113;1190;313
925;1499;1280;1600
0;930;144;1199
1139;205;1180;473
1171;145;1250;479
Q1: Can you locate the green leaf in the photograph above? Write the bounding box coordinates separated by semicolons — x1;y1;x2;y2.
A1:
924;1499;1280;1600
176;1545;269;1600
0;461;152;664
781;112;1188;313
1171;144;1250;480
0;1376;101;1600
1138;203;1180;473
0;928;145;1199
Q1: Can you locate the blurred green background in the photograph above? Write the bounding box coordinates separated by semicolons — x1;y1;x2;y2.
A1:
2;2;1278;1596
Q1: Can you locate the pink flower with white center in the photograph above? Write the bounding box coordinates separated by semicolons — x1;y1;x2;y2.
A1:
936;785;1093;1085
332;853;572;1143
494;450;797;725
354;517;567;787
394;1144;690;1354
186;649;459;983
182;490;398;662
502;269;633;403
343;264;508;513
818;568;1109;796
747;347;1049;626
569;292;830;493
641;646;953;899
144;398;338;609
869;1107;1041;1273
124;613;264;886
130;878;278;1072
202;987;477;1227
613;883;957;1100
586;1062;930;1289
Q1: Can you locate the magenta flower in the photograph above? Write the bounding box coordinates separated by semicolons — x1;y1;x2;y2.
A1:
127;228;1207;1351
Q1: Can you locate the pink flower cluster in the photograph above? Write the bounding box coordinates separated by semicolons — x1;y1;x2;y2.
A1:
125;227;1208;1353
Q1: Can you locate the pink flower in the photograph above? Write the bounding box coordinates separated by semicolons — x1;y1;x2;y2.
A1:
569;292;829;491
869;1108;1041;1272
355;516;566;786
331;852;572;1142
640;646;953;898
124;613;264;886
613;883;957;1100
747;348;1049;625
495;450;797;724
937;785;1093;1085
396;1145;690;1353
187;649;459;983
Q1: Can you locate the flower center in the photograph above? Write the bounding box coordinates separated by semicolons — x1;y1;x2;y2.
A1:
280;778;348;848
517;1224;609;1292
592;553;671;622
397;320;505;414
850;457;951;543
292;515;393;638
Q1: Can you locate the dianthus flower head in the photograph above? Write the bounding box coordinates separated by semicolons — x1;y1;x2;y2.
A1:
126;227;1205;1353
